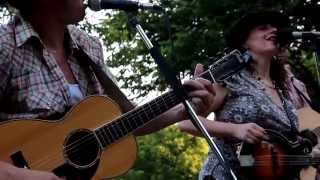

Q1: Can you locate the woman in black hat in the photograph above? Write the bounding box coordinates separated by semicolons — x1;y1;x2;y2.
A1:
180;10;306;180
202;10;301;180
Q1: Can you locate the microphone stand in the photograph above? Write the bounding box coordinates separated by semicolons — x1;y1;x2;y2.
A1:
302;35;320;88
315;38;320;88
126;12;237;180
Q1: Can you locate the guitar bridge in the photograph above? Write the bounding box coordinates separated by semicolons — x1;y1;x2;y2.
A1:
10;151;29;168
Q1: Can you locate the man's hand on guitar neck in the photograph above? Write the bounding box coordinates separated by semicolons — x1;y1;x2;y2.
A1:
0;161;64;180
134;63;216;136
183;64;216;117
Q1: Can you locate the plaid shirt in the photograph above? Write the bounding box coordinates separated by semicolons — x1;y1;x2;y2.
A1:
0;16;115;120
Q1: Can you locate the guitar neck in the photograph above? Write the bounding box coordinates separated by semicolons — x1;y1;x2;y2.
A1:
94;65;218;148
94;50;250;148
296;156;320;167
95;90;180;148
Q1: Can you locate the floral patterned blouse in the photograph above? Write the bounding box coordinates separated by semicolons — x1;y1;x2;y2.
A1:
199;68;299;180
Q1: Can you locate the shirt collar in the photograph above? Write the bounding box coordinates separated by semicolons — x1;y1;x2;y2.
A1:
12;15;41;47
12;15;80;53
66;25;99;62
64;27;80;55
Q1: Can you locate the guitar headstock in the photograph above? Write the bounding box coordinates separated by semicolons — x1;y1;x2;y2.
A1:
199;50;252;83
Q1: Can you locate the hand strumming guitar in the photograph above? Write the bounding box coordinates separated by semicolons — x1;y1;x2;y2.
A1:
232;123;269;144
0;161;64;180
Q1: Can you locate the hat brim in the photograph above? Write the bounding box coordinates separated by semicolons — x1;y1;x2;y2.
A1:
225;10;290;49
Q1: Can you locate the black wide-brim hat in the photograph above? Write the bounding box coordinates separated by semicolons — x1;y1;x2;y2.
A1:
0;0;6;5
225;10;290;49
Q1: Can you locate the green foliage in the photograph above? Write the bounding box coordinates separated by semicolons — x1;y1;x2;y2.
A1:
95;0;320;100
0;1;319;179
115;126;209;180
0;6;12;24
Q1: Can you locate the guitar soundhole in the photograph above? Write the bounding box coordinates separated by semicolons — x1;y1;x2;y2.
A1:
64;129;101;169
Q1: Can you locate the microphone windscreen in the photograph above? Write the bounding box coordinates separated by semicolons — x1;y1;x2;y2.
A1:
88;0;101;11
277;28;294;46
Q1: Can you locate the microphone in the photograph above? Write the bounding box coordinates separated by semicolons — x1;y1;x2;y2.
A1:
291;31;320;39
277;29;320;45
88;0;163;11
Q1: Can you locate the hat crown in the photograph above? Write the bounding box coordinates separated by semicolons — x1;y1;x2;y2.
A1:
0;0;6;5
225;10;290;49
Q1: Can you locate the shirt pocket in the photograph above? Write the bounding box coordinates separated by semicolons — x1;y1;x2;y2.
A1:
22;89;67;115
10;68;67;114
11;65;44;90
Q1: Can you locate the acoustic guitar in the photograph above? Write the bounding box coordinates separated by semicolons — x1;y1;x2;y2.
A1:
239;129;318;180
0;50;251;179
298;107;320;131
298;107;320;180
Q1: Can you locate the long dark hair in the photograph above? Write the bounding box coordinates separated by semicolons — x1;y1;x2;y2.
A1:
247;55;289;96
7;0;33;17
270;57;289;94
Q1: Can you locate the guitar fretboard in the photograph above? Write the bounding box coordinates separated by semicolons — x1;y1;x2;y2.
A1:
92;50;249;148
95;91;180;148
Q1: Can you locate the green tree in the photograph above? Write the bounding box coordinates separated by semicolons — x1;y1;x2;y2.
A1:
94;2;319;178
95;0;320;101
1;1;319;179
116;126;209;180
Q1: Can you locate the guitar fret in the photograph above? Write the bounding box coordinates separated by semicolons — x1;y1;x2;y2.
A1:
114;121;125;137
129;113;140;129
142;108;150;122
96;129;107;147
160;94;170;110
167;93;176;107
104;130;112;145
119;118;128;134
152;99;162;115
123;116;133;131
106;126;116;142
208;67;216;83
95;127;112;148
100;128;111;145
110;124;120;140
135;110;146;126
145;100;156;115
165;93;178;108
149;101;157;117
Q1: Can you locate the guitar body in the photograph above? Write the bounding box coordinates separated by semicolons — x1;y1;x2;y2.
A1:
240;142;296;180
298;107;320;131
298;107;320;180
0;96;137;180
239;129;316;180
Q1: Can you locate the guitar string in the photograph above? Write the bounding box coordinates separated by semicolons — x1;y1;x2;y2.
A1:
28;65;213;168
251;163;319;166
29;93;175;169
24;68;221;169
243;154;320;166
28;92;177;170
248;155;314;157
251;160;320;165
31;93;178;170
